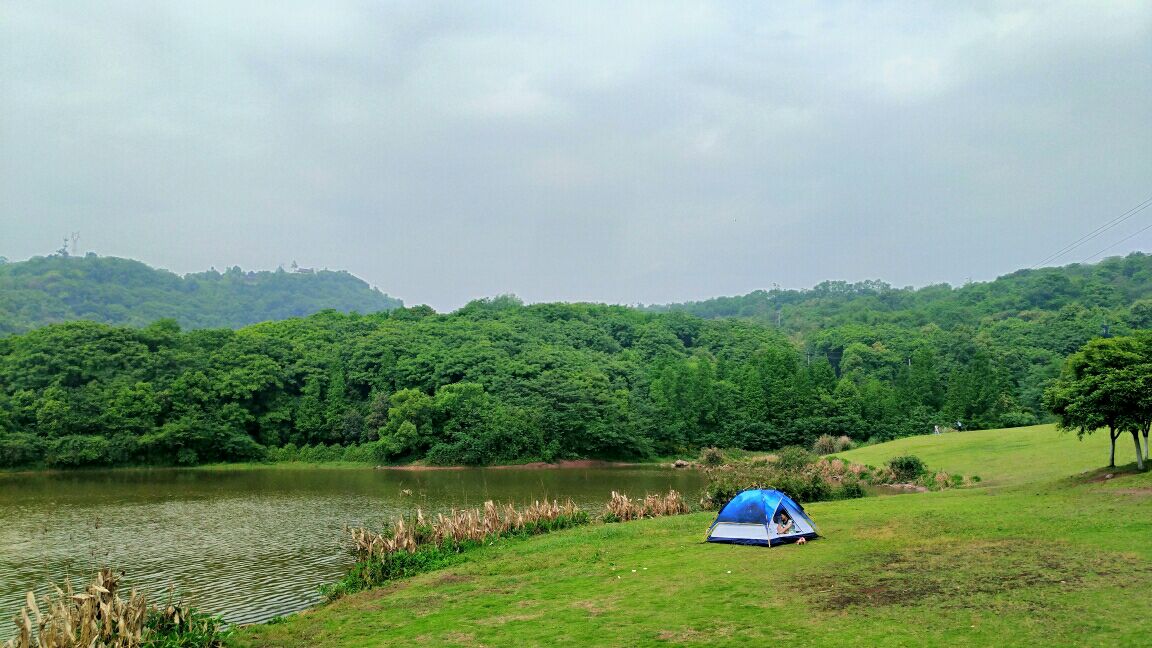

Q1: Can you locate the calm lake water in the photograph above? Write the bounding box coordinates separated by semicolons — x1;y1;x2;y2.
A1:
0;465;704;636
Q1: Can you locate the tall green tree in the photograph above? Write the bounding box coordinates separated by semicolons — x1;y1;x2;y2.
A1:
1045;335;1151;470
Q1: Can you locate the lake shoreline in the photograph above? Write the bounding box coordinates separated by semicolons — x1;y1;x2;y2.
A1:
1;457;692;477
373;458;657;471
0;463;707;642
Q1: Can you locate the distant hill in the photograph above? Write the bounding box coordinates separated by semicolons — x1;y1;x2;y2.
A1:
0;254;402;334
646;252;1152;334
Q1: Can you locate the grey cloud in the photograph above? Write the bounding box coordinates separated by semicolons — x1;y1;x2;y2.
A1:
3;1;1151;310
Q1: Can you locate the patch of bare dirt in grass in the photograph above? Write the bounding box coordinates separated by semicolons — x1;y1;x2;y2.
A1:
809;540;1149;611
433;573;475;586
852;526;898;541
656;628;704;642
476;612;541;626
341;581;411;611
423;631;486;647
405;592;450;617
1082;551;1152;587
571;597;619;616
239;626;324;648
1067;465;1146;485
656;626;735;643
1112;487;1152;496
475;584;523;597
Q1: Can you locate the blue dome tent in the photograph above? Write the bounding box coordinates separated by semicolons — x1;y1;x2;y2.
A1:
705;489;819;546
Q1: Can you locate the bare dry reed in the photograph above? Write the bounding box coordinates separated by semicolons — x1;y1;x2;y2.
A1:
4;570;225;648
4;568;147;648
604;490;690;522
348;498;581;562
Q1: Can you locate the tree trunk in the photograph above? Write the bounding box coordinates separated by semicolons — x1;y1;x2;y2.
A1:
1109;428;1120;467
1143;423;1150;464
1132;430;1145;471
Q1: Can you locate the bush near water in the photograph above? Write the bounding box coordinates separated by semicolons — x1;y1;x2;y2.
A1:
699;449;972;508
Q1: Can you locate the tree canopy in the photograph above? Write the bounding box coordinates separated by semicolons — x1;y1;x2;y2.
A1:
0;295;1110;469
1045;333;1152;470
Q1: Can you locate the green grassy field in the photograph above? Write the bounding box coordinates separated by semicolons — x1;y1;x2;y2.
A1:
231;425;1152;647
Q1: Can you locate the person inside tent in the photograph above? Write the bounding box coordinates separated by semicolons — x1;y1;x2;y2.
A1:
775;510;794;535
774;510;808;544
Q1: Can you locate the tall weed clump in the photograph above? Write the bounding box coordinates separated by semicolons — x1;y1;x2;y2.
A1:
329;499;588;598
812;434;855;455
3;568;227;648
603;490;690;523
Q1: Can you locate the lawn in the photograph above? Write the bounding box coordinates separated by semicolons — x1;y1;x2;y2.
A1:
230;425;1152;647
835;423;1117;486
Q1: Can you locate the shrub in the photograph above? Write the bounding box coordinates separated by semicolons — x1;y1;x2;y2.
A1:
775;446;815;471
322;544;468;600
0;432;44;467
887;455;926;481
699;447;725;466
812;435;854;455
297;443;344;463
424;442;467;465
837;480;865;499
46;435;111;468
998;410;1039;428
145;604;229;647
341;443;376;463
266;442;298;462
812;434;838;455
699;454;866;509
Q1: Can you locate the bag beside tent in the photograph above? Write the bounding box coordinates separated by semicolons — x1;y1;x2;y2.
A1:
705;489;819;547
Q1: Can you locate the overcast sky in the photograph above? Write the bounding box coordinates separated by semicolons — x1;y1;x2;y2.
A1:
3;2;1151;311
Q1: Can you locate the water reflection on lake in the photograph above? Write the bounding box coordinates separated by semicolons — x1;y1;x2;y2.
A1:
0;465;704;635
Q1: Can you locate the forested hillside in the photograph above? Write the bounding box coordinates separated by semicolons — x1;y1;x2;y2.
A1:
648;253;1152;423
0;254;402;333
0;275;1134;469
649;252;1152;332
2;254;1150;469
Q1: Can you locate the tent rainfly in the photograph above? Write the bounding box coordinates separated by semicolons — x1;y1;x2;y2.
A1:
705;489;819;546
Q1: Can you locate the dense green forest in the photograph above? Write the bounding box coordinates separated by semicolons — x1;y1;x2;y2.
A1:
2;253;1151;469
647;252;1152;334
0;254;402;334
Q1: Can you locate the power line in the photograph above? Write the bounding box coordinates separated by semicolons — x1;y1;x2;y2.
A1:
1081;219;1152;264
1031;194;1152;268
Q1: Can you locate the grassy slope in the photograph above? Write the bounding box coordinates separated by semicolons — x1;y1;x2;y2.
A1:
232;426;1152;647
835;424;1106;487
